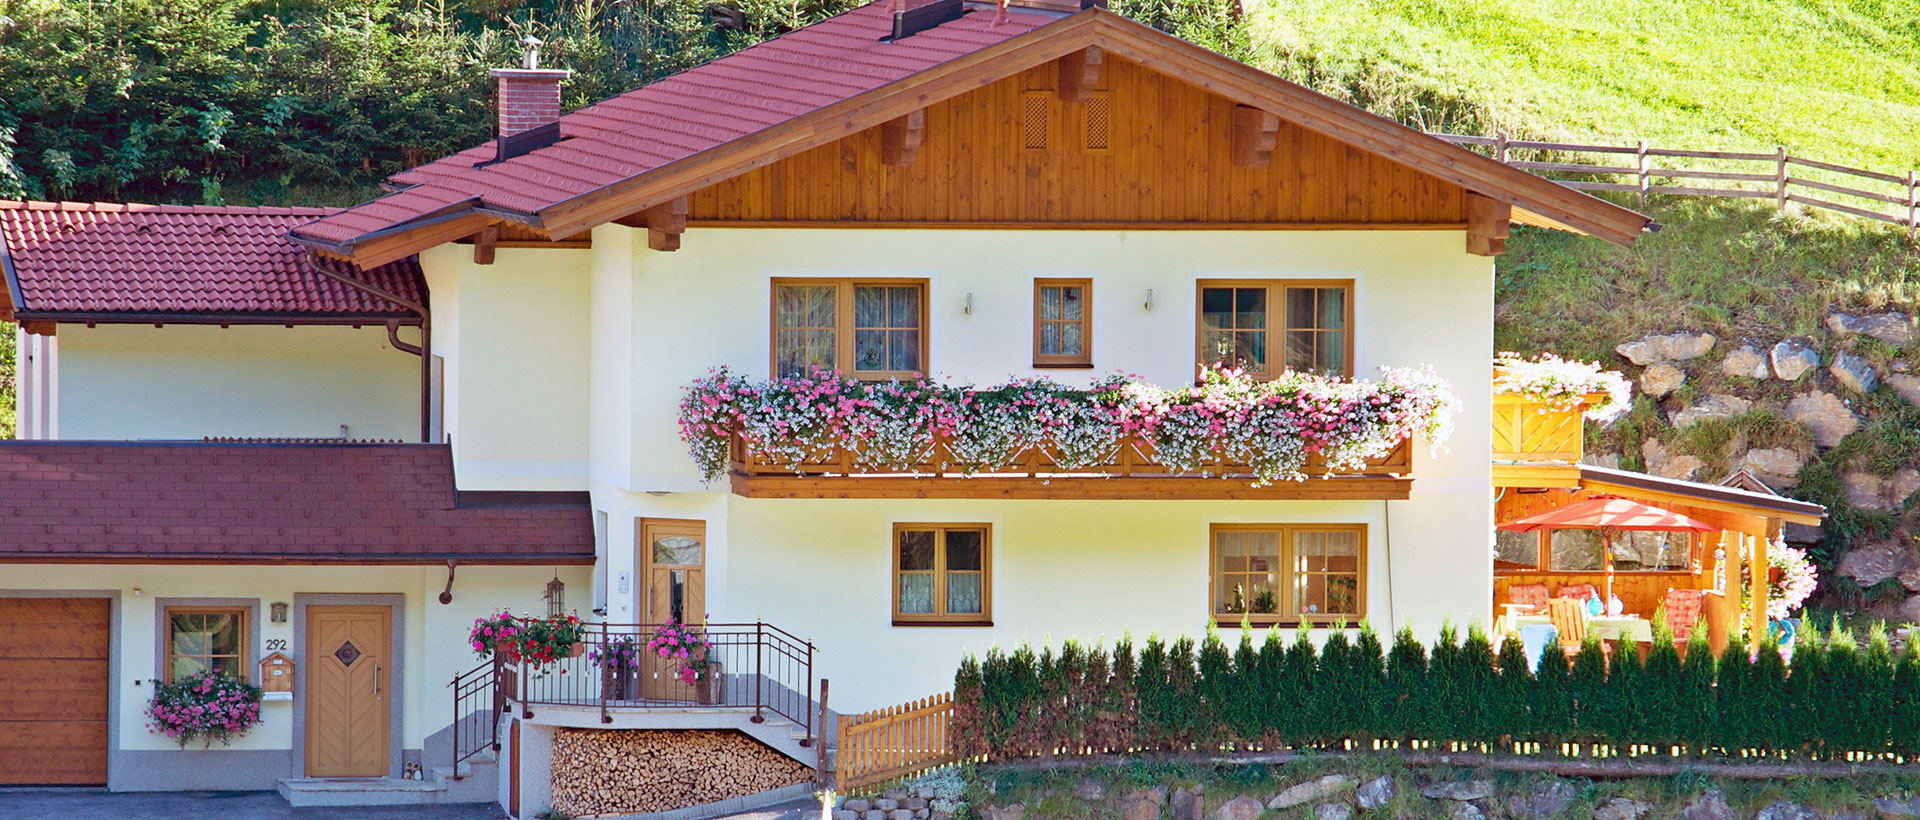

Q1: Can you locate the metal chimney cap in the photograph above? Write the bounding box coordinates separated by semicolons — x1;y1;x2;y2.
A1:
520;35;544;69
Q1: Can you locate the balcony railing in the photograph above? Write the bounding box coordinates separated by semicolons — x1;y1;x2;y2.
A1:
726;432;1415;499
1491;393;1606;463
504;622;816;740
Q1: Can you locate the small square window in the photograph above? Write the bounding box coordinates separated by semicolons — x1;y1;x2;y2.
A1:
1033;278;1092;367
893;524;992;625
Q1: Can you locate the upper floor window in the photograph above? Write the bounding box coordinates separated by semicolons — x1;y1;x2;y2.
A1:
1033;278;1092;368
772;279;928;380
1196;280;1352;378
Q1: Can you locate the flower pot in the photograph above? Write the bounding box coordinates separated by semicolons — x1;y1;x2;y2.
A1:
566;642;587;659
696;662;725;705
604;666;638;701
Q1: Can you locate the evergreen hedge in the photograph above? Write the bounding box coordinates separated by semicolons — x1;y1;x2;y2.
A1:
952;620;1920;763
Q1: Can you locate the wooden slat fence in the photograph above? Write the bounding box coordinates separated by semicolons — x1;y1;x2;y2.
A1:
835;692;958;790
1432;132;1920;237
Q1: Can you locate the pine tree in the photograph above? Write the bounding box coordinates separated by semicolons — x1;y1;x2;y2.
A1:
1568;635;1609;750
1749;635;1790;755
1713;635;1751;755
1428;622;1464;743
1166;636;1200;749
1857;625;1895;758
1459;623;1499;746
1195;628;1233;750
1531;635;1573;755
1817;620;1860;757
1279;628;1318;747
1784;629;1826;758
1351;620;1387;748
1319;625;1355;747
1384;626;1429;744
1230;630;1262;746
1678;629;1716;756
1639;612;1684;752
1891;637;1920;759
1600;631;1642;749
1108;635;1139;753
1492;630;1534;750
954;653;987;758
1136;636;1172;749
1256;628;1287;743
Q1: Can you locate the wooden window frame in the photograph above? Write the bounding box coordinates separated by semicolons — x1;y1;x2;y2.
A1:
163;606;250;682
891;522;993;627
1497;529;1698;576
1194;279;1355;380
1032;278;1093;368
1208;523;1367;627
770;278;930;381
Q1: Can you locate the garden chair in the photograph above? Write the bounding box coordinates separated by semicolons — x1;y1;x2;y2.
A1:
1556;583;1600;602
1508;584;1551;615
1662;588;1705;642
1547;597;1610;661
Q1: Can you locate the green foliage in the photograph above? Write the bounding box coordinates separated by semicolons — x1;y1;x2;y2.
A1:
0;320;13;438
955;626;1920;762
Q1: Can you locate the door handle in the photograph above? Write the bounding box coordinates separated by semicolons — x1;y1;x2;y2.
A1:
375;664;382;698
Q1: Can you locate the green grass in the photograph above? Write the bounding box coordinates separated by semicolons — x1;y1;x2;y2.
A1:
1246;0;1920;171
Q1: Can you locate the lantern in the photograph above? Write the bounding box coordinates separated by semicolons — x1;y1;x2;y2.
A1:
270;602;289;623
544;574;565;618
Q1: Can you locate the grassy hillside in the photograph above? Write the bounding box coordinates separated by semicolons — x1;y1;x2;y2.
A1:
1248;0;1920;170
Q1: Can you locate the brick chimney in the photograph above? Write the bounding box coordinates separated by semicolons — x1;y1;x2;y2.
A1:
490;36;571;137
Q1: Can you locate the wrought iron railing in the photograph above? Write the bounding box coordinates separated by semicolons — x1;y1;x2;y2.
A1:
506;622;817;742
449;657;505;774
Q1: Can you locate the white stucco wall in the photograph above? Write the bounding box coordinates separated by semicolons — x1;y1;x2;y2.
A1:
0;563;589;784
51;325;419;441
542;227;1496;713
422;245;594;490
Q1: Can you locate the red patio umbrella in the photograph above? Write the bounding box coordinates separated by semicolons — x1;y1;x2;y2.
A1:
1498;495;1720;611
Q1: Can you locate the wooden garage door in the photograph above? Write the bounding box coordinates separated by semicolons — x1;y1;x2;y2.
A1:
0;598;110;785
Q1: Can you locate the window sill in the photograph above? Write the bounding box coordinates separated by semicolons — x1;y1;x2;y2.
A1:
1216;618;1363;629
892;619;995;628
1032;362;1095;369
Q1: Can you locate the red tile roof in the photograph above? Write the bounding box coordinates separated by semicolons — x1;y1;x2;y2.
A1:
0;443;594;563
292;0;1058;248
1;200;424;320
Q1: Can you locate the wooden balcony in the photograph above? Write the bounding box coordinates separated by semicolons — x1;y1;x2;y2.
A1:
1491;392;1607;488
726;433;1414;500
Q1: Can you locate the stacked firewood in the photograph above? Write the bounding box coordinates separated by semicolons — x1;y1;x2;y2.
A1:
550;729;813;817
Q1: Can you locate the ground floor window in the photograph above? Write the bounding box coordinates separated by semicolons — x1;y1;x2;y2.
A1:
1211;523;1366;625
165;607;248;681
1498;529;1694;572
893;523;992;625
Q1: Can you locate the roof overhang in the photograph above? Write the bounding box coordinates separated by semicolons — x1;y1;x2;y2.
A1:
1577;464;1825;526
291;8;1653;267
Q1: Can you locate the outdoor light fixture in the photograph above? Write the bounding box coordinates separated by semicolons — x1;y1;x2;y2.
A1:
270;602;289;623
1144;289;1154;311
545;574;566;617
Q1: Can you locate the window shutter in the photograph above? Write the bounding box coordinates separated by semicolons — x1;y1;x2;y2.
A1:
1083;93;1112;152
1021;91;1050;150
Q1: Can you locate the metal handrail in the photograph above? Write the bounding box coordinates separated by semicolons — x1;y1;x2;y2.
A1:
501;621;817;743
448;656;504;774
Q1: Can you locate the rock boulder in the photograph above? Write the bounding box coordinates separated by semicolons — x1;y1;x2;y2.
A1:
1214;795;1263;820
1639;363;1686;399
1269;775;1355;810
1618;332;1716;365
1890;373;1920;407
1681;790;1733;820
1508;781;1578;820
1840;541;1920;588
1314;804;1353;820
1831;351;1881;394
1828;312;1917;345
1722;345;1772;379
1786;390;1859;447
1771;338;1821;381
1642;438;1705;481
1671;393;1752;428
1422;781;1495;802
1740;447;1806;489
1355;777;1395;811
1756;801;1820;820
1592;798;1651;820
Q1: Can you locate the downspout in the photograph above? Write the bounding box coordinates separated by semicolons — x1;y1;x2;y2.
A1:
308;252;433;443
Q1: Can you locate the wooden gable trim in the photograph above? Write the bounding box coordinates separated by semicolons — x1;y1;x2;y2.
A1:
1230;105;1280;168
324;8;1649;265
1466;193;1511;256
615;197;688;251
471;225;499;265
881;110;927;167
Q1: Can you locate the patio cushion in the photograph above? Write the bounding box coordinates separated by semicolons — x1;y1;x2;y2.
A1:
1509;584;1551;615
1556;583;1600;602
1664;588;1706;641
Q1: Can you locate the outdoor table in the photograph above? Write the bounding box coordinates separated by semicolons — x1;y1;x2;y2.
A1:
1497;613;1657;663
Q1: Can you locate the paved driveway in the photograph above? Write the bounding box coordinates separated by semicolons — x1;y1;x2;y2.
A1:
0;789;508;820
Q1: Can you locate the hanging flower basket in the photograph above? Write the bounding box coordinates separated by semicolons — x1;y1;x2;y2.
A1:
469;611;585;669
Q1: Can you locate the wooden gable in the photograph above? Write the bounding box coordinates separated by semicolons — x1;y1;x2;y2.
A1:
688;55;1468;228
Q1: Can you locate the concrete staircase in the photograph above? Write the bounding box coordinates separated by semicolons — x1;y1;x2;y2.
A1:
276;750;500;807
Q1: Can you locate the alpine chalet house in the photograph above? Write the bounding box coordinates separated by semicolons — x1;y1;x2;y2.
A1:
2;0;1654;813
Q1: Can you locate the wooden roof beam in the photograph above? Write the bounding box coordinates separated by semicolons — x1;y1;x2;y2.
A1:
1058;46;1103;102
470;224;499;265
1231;105;1280;168
615;196;688;251
1467;193;1511;256
881;110;926;167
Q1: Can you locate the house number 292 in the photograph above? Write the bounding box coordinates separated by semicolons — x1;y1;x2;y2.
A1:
265;639;289;651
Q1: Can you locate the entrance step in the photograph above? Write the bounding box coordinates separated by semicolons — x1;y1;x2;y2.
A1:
277;767;497;807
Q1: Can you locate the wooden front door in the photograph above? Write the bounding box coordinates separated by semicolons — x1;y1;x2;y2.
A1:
639;519;706;700
0;598;109;785
306;605;392;777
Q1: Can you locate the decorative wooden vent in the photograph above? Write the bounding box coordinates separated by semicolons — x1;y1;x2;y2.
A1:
1021;91;1050;150
1083;93;1111;152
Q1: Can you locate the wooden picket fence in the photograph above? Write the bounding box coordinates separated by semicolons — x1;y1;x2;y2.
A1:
835;692;959;790
1431;132;1920;237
